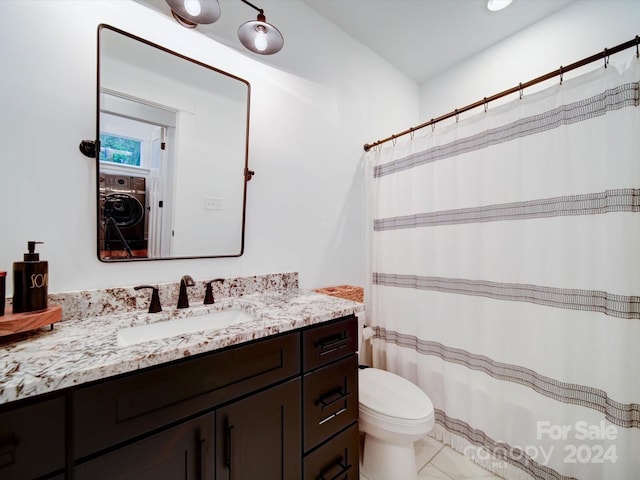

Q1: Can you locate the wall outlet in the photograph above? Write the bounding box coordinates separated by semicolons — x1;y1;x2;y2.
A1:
204;197;223;210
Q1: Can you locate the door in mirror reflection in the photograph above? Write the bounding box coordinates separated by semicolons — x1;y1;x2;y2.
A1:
97;25;250;261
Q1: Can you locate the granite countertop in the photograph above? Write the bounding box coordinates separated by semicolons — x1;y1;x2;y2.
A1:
0;290;364;405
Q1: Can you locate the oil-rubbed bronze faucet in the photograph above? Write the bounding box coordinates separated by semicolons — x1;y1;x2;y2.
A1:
177;275;195;309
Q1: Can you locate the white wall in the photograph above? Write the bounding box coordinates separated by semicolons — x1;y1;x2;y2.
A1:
0;0;418;294
419;0;640;126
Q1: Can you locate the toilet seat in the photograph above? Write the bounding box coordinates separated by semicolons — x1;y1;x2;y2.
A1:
359;368;434;423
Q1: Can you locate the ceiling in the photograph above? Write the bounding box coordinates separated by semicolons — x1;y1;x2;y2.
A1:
136;0;577;84
302;0;576;83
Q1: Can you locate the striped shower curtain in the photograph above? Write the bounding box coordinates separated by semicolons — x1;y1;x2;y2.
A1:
365;57;639;480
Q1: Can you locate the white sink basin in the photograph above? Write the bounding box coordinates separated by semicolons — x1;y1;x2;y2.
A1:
117;309;256;346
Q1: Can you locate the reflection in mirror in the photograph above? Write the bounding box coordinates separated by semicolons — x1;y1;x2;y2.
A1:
97;25;250;261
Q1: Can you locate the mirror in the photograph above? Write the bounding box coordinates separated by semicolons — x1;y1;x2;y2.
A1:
96;25;251;261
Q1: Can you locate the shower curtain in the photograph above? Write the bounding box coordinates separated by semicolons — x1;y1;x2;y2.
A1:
365;57;639;480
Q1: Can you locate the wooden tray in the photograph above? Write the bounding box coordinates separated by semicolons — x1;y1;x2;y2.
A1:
314;285;364;303
0;304;62;337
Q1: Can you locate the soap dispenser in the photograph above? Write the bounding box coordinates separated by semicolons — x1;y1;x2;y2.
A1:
12;241;48;313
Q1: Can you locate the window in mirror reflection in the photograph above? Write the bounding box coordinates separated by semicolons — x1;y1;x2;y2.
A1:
99;133;141;166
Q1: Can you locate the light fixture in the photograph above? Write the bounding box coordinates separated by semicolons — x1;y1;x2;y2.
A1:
237;0;284;55
487;0;513;12
165;0;284;55
165;0;221;28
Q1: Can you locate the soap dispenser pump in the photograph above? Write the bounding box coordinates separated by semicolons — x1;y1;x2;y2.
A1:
12;241;48;313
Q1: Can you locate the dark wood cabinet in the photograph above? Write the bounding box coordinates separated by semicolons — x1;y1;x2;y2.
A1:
0;314;359;480
75;413;214;480
215;378;301;480
301;316;360;480
73;333;299;460
303;424;360;480
302;316;358;372
0;395;66;480
303;355;358;452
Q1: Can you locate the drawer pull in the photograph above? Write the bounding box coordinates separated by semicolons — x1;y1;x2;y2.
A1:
318;388;351;411
224;423;234;468
0;434;18;468
318;334;350;356
198;436;207;480
318;407;346;426
319;459;352;480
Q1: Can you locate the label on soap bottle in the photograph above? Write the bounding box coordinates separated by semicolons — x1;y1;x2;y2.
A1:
29;272;48;289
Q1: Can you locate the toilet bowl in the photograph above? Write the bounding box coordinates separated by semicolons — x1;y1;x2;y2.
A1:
359;367;434;480
357;321;434;480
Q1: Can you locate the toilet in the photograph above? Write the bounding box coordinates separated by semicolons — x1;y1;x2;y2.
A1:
358;324;434;480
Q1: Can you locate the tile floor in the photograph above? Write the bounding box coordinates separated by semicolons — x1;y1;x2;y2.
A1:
360;435;505;480
415;436;504;480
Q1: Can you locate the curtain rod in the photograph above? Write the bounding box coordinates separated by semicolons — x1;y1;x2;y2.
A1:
363;35;639;152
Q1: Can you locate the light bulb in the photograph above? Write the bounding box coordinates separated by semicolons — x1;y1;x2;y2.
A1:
254;26;268;52
183;0;202;16
487;0;512;11
238;15;283;55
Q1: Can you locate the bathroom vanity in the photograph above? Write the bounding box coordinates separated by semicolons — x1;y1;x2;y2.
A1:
0;281;362;479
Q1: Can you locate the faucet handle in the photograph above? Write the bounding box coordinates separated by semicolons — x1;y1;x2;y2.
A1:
134;285;162;313
204;278;225;305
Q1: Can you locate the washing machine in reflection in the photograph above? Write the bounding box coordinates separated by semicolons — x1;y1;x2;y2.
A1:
99;173;148;258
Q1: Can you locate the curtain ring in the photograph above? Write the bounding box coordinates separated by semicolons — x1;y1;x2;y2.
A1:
559;66;563;85
604;48;609;68
636;35;639;58
391;134;397;146
484;97;488;113
431;119;435;132
455;109;459;123
409;128;415;140
519;82;523;100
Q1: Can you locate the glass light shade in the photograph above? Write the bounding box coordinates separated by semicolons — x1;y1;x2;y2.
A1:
166;0;221;26
487;0;513;11
238;14;284;55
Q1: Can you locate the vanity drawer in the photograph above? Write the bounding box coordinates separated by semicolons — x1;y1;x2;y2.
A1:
0;395;66;479
303;354;358;452
74;332;299;459
303;423;359;480
302;315;357;372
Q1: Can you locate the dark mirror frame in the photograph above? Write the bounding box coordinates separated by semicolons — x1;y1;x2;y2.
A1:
95;24;252;262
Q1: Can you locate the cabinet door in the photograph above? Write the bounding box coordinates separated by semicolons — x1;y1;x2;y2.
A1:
75;413;213;480
216;378;301;480
0;396;65;480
